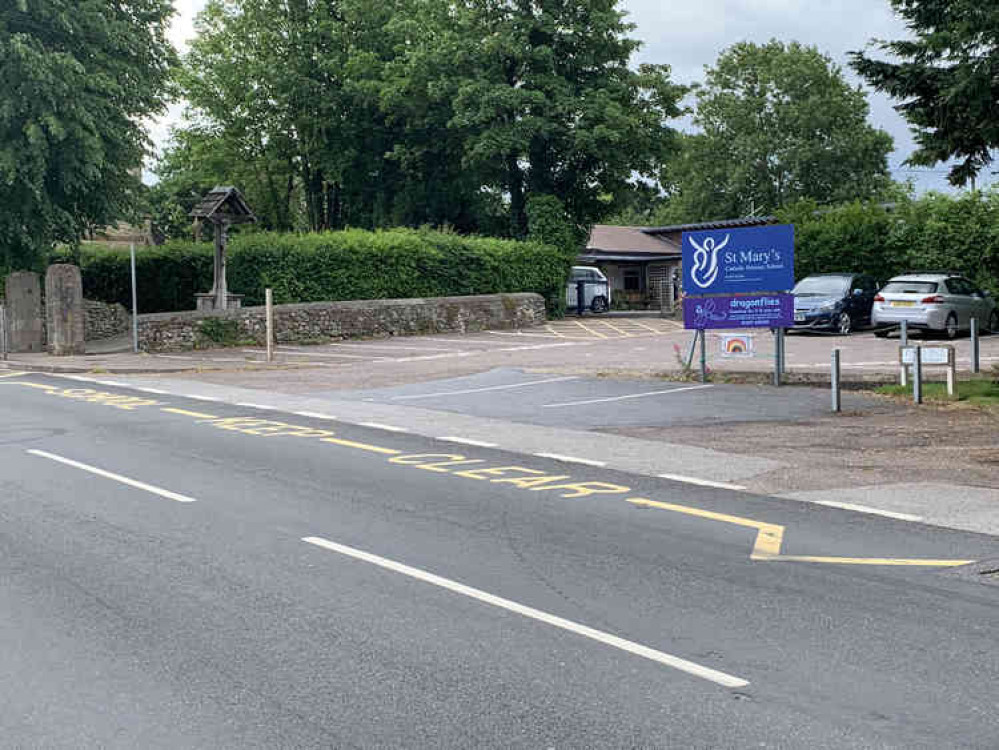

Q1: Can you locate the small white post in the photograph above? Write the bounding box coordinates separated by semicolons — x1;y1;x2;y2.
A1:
265;288;274;363
947;348;955;397
130;243;139;353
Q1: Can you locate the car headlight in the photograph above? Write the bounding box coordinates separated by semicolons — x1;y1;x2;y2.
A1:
819;302;838;312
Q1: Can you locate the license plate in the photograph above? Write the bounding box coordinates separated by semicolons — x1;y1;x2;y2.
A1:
794;313;806;322
892;300;916;307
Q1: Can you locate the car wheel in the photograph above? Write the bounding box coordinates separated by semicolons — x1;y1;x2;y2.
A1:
988;309;999;334
590;296;608;314
944;312;959;339
837;311;852;335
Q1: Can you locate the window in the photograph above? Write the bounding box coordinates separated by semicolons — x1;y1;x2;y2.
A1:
623;269;641;292
944;278;971;296
883;281;937;294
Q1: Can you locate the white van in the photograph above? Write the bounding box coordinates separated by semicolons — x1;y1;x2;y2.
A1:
566;266;611;313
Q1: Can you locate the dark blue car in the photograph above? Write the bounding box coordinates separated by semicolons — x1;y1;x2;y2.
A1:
791;273;879;335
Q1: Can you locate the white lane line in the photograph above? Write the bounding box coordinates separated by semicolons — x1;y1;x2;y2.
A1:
293;411;338;421
184;394;222;402
27;450;197;503
358;422;409;433
486;330;569;339
135;387;169;395
810;500;924;522
245;349;389;361
658;473;747;492
391;376;580;401
94;380;129;387
533;452;607;467
302;536;748;689
236;402;276;410
289;342;459;353
438;437;499;448
496;342;579;352
543;384;713;408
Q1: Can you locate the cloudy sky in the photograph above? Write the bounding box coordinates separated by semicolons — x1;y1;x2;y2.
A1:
151;0;954;193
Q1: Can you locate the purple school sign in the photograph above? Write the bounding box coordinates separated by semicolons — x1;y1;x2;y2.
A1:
683;293;793;330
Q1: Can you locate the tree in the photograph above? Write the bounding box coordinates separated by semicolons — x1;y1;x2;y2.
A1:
669;41;894;222
0;0;176;270
401;0;684;237
851;1;999;188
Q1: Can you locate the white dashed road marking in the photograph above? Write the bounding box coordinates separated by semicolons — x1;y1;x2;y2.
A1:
543;384;713;408
27;450;197;503
390;376;579;401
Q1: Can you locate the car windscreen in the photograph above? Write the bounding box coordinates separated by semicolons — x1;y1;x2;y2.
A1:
882;281;937;294
792;277;850;296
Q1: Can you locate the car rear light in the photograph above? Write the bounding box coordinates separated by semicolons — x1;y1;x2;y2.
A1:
874;294;885;302
921;295;945;304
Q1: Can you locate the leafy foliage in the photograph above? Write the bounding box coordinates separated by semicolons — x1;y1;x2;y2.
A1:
66;229;569;314
668;41;894;221
162;0;684;236
778;191;999;292
851;1;999;187
0;0;176;270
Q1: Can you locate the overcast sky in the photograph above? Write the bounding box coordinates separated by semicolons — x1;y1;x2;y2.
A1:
150;0;955;193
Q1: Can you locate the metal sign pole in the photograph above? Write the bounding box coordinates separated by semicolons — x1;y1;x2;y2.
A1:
773;328;783;387
699;329;707;383
913;346;923;404
971;318;980;374
130;243;139;353
265;288;274;363
831;348;841;412
0;304;7;361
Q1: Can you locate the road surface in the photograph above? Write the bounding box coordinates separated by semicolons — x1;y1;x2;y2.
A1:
1;372;997;749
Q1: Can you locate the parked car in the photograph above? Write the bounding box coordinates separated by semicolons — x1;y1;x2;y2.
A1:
872;273;998;338
791;273;878;335
566;266;611;313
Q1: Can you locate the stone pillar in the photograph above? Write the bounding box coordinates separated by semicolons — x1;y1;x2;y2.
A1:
45;264;86;355
4;271;44;353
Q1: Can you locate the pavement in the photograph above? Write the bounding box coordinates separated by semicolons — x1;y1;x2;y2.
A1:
3;371;999;748
6;317;998;381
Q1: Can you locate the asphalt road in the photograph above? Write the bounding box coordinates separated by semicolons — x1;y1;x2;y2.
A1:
335;367;895;429
2;373;999;749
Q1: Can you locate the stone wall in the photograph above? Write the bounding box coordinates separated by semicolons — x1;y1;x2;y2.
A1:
85;300;131;341
137;293;546;352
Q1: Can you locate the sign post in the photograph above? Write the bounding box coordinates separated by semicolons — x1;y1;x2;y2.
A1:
682;224;795;385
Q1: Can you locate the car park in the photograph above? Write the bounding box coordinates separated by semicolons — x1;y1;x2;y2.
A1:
790;273;878;335
566;266;611;313
872;273;998;338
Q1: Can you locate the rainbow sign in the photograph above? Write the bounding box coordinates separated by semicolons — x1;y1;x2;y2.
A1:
719;334;754;358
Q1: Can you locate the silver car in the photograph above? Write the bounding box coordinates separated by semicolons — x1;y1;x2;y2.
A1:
872;274;998;338
566;266;611;313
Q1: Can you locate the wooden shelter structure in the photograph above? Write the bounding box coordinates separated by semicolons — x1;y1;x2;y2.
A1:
190;186;256;311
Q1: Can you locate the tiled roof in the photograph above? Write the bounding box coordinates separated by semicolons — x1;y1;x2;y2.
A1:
642;217;776;235
587;225;679;255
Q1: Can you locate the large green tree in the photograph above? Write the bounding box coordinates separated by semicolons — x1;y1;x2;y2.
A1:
851;1;999;188
668;41;894;222
167;0;682;237
0;0;176;271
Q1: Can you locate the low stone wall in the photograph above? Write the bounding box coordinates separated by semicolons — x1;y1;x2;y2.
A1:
85;299;130;341
137;293;546;352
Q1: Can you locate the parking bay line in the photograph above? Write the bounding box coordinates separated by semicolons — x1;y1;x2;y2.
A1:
391;376;579;401
543;384;713;408
301;535;749;688
26;449;197;503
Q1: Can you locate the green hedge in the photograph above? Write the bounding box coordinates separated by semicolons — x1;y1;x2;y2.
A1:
56;228;571;314
779;191;999;292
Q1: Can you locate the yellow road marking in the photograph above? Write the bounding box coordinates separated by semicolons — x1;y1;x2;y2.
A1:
597;320;634;338
321;437;401;455
544;325;566;338
631;321;667;335
162;407;218;420
1;381;56;390
627;497;972;567
0;371;28;379
573;320;608;339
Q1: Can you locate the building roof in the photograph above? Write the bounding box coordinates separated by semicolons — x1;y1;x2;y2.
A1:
190;186;256;224
642;217;776;236
586;225;679;256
